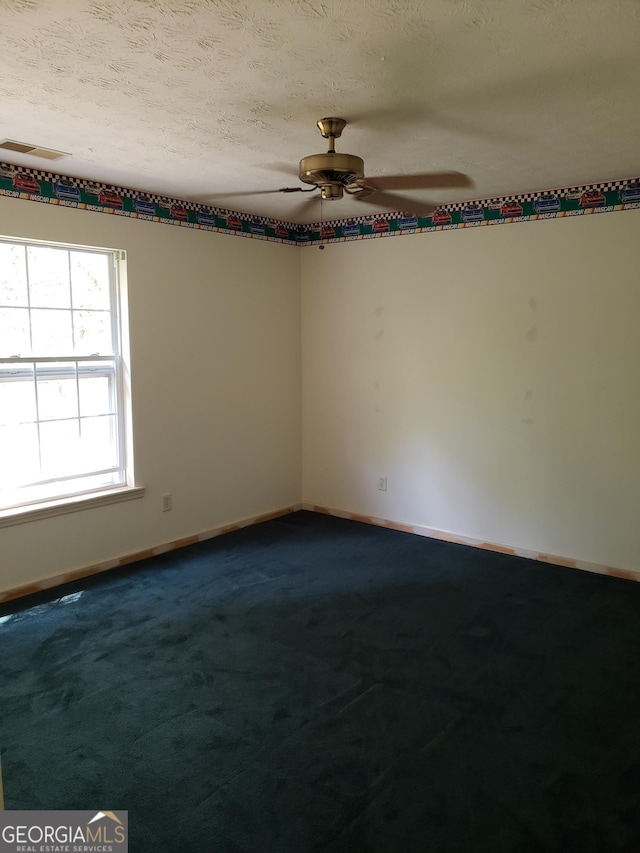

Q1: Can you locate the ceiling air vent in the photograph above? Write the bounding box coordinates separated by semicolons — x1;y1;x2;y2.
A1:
0;140;70;160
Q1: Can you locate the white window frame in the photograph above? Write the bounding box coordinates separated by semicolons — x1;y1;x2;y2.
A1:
0;237;143;526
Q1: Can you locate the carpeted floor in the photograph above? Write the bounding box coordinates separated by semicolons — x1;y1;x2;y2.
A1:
1;510;640;851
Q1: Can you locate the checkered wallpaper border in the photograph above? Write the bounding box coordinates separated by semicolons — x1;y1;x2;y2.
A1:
1;161;638;246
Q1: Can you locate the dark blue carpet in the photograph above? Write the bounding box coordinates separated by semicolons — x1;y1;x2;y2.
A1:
1;510;640;851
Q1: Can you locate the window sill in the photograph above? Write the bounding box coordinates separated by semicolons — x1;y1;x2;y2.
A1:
0;486;146;528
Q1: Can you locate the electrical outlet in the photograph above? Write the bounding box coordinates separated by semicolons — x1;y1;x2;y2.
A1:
378;476;387;491
161;493;172;512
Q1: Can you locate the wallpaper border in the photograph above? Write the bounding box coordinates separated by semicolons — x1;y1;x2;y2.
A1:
1;162;639;246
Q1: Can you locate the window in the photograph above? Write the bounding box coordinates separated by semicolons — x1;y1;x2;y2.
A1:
0;237;134;515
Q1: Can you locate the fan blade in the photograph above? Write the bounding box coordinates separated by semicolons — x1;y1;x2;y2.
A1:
194;187;304;201
353;189;436;217
357;172;472;192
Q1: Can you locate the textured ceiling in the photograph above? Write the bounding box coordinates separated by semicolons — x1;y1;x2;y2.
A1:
0;0;639;224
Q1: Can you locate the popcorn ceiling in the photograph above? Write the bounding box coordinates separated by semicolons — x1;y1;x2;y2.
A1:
0;0;639;223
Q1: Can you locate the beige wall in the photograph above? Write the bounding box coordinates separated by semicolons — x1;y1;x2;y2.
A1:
0;197;301;593
3;196;639;593
302;211;640;571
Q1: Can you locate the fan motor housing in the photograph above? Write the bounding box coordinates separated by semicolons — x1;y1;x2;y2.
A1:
299;152;365;197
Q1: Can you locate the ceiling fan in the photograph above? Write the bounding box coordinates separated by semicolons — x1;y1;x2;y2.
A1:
205;117;472;218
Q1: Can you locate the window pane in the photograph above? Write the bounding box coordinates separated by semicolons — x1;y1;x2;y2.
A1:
79;414;118;470
0;422;40;487
31;308;73;354
0;243;28;306
73;310;113;354
36;363;79;421
27;246;71;308
71;252;111;309
79;369;115;417
0;239;129;507
0;367;37;425
0;307;30;356
39;419;81;478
